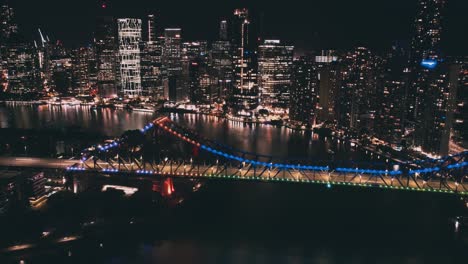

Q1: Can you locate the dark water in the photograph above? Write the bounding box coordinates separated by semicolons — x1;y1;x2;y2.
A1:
1;105;467;263
0;104;155;137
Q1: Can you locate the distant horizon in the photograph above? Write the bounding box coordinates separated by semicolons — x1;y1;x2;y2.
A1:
5;0;467;55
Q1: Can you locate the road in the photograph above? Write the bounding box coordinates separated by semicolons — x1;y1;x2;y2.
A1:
0;157;79;170
0;156;465;195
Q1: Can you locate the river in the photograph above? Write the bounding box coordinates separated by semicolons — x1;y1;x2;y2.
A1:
1;104;467;263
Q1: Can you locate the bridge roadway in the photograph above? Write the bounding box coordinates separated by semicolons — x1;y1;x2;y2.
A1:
0;156;465;195
76;160;467;195
0;157;79;170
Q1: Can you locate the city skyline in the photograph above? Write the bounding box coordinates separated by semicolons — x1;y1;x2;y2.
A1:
6;0;468;55
1;1;468;262
1;0;466;157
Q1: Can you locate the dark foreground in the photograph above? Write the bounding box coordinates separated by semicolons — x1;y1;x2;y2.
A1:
1;179;468;264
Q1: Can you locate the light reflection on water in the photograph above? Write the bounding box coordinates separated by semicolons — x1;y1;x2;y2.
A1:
0;105;358;161
0;104;155;136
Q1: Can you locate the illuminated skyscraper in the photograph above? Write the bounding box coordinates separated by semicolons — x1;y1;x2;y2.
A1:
72;47;92;95
147;14;158;42
162;28;182;76
118;18;142;97
4;41;40;94
258;39;294;109
0;1;18;92
337;47;379;132
0;2;17;40
230;8;259;113
290;57;318;125
451;57;467;149
95;2;118;98
162;28;185;102
374;43;408;143
219;20;228;41
210;40;233;102
408;0;451;155
0;2;40;94
140;14;163;99
315;50;340;124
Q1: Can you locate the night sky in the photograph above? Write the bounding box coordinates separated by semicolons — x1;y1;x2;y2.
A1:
8;0;468;55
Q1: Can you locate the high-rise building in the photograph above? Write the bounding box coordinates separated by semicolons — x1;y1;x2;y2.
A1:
337;47;379;133
162;28;182;75
315;50;340;124
408;0;451;155
258;39;294;109
230;8;259;113
3;41;40;94
374;43;408;143
290;57;318;125
452;57;467;149
210;40;233;102
147;14;158;42
189;57;217;104
219;20;228;41
140;14;163;99
117;18;142;97
72;47;92;95
95;2;118;98
0;2;17;40
0;2;40;94
45;41;73;95
140;40;162;99
162;28;186;102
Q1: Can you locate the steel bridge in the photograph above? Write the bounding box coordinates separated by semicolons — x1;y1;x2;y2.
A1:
68;116;468;195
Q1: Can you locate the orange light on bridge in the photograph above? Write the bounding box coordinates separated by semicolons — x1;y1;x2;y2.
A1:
162;178;175;197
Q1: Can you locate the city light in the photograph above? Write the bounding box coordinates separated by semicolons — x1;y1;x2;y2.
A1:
420;59;438;69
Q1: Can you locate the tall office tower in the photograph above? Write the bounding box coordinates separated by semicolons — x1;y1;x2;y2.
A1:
219;20;228;41
140;39;162;99
140;14;162;99
258;40;294;110
408;0;450;155
289;57;318;126
86;45;98;93
117;18;142;98
162;28;185;102
5;42;40;94
210;40;233;102
147;14;158;42
162;29;182;76
95;2;118;98
49;43;73;95
374;43;408;144
230;8;259;113
452;57;467;149
337;47;379;133
72;47;91;95
183;41;209;103
0;2;17;40
0;1;17;92
189;57;217;104
315;50;340;124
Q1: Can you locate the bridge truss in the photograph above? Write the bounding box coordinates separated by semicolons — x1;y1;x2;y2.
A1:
69;116;468;195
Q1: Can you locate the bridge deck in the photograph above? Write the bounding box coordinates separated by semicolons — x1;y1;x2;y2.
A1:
0;157;79;170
